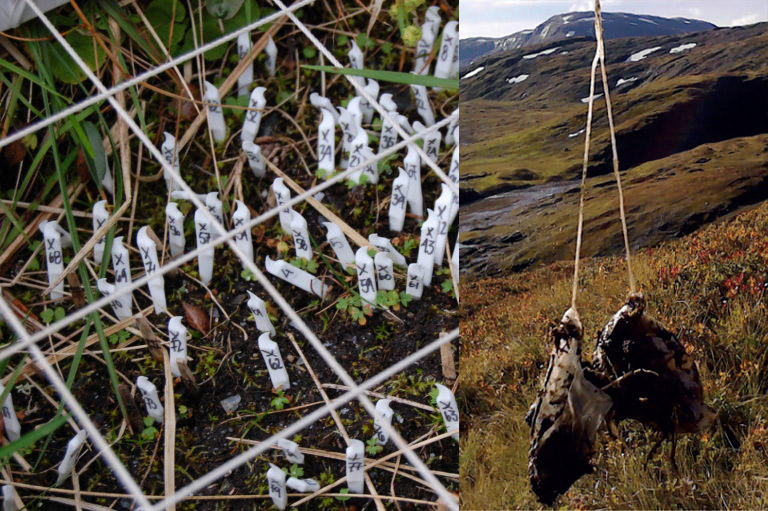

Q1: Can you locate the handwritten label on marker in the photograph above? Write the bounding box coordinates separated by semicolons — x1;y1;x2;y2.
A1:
243;140;265;177
425;6;441;40
348;39;365;89
372;398;394;445
413;120;442;167
410;83;435;126
194;209;214;285
40;221;70;299
56;430;87;485
449;144;459;221
232;200;254;265
265;35;277;77
360;79;379;124
434;21;458;81
417;209;439;286
242;86;266;144
267;464;287;510
433;184;454;265
204;81;227;143
368;234;407;267
355;247;377;305
265;257;329;298
374;252;395;291
403;145;423;217
92;200;108;265
236;32;253;97
414;8;440;74
204;192;224;233
0;384;20;442
406;263;425;299
289;210;312;260
435;383;460;441
277;438;304;464
322;222;355;267
347;129;377;184
136;226;167;314
286;477;320;492
378;94;399;154
389;168;410;232
97;278;130;320
111;235;133;313
161;132;180;191
137;376;163;423
271;178;293;232
345;439;365;494
168;316;188;378
317;109;335;178
165;202;186;258
246;290;275;335
258;332;290;390
446;108;459;146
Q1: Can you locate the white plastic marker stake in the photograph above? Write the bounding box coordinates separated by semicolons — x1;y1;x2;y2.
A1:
425;6;442;40
246;291;276;335
243;140;265;177
111;235;133;312
265;35;277;77
403;145;423;217
374;252;394;291
277;438;304;464
136;227;167;314
448;144;460;222
347;97;363;129
161;132;180;192
2;485;15;511
309;93;339;123
348;39;365;89
317;108;335;178
232;200;254;265
101;164;115;198
413;120;442;165
203;81;226;143
265;257;329;298
97;278;131;320
236;32;253;97
136;376;163;424
194;209;214;285
355;247;377;305
242;86;266;144
266;464;287;510
436;383;460;441
40;220;71;299
451;238;460;277
372;398;394;445
368;233;407;266
92;200;108;265
345;439;365;494
168;316;188;378
165;202;186;258
204;192;224;232
286;478;320;492
445;108;459;146
433;184;454;265
0;384;20;441
56;430;87;485
418;209;439;286
271;178;293;232
406;263;425;299
414;7;440;74
389;168;410;232
337;106;357;168
434;21;459;81
360;79;379;124
347;129;378;184
258;332;290;390
322;222;355;267
411;82;435;126
289;210;312;260
377;93;399;154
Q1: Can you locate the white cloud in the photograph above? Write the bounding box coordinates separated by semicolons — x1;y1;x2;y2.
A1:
461;21;536;38
569;0;593;11
688;7;702;17
730;13;760;25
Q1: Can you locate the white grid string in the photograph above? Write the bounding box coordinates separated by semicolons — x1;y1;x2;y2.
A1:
2;0;460;508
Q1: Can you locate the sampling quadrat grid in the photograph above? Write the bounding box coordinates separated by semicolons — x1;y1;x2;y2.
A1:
0;0;460;509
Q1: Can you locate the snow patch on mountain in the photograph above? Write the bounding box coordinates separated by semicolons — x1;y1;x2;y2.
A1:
507;74;529;84
617;77;638;86
670;42;697;54
523;47;559;59
628;46;662;62
463;66;485;79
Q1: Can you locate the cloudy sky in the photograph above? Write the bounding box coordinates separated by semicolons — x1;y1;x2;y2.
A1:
461;0;768;39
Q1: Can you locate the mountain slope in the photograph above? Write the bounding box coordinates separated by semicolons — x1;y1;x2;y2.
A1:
459;11;715;65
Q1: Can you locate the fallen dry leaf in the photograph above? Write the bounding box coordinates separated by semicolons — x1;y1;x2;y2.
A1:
183;302;210;333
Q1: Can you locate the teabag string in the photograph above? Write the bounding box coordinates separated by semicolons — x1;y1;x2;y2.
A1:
571;0;635;311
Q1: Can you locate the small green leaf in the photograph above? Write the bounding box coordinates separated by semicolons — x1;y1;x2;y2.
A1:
335;488;352;501
40;309;54;324
302;46;317;59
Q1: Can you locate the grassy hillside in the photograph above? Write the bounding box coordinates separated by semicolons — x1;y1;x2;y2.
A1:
459;200;768;509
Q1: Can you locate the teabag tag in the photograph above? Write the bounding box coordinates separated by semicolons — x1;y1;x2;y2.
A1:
434;21;458;81
374;252;395;291
40;220;71;299
417;209;439;285
136;376;163;424
372;398;394;445
265;257;329;298
56;430;87;485
136;227;167;314
97;278;131;320
355;247;377;305
410;83;435;126
337;106;357;168
448;144;460;221
425;6;441;41
203;192;224;234
377;93;399;154
111;235;133;312
265;35;277;77
317;108;335;178
289;209;312;260
347;97;363;130
2;484;14;511
165;202;186;257
203;81;227;143
413;120;442;168
347;39;365;89
92;200;108;265
322;222;355;267
347;129;378;184
0;384;20;441
286;477;319;492
277;438;304;464
194;209;215;285
406;263;425;299
232;200;254;265
236;32;253;97
243;140;266;177
435;383;460;441
309;93;339;123
242;86;266;144
345;439;365;494
266;464;287;510
451;237;459;277
445;108;459;146
388;168;410;232
168;316;188;377
246;291;276;335
258;332;290;390
433;184;455;265
368;234;407;267
403;145;423;217
360;79;379;124
161;132;181;192
414;12;438;75
271;178;293;232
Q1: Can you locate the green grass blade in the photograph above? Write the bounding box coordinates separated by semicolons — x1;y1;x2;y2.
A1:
0;413;69;462
301;65;458;90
